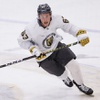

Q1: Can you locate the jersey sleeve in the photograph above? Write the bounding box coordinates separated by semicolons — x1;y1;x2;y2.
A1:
17;30;34;50
55;15;81;37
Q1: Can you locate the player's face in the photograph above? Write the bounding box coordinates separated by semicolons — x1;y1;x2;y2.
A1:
39;13;51;28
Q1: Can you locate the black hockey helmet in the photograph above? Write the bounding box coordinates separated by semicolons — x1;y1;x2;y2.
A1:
37;3;52;15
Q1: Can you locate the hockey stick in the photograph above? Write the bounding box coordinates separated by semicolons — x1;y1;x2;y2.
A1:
0;41;80;68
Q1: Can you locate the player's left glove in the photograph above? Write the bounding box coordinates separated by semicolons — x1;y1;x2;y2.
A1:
36;53;46;60
76;30;89;46
30;46;46;60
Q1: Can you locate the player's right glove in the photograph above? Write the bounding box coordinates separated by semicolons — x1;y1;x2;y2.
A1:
30;46;46;60
76;30;89;46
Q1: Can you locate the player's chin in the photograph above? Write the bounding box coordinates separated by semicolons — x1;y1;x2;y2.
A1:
43;23;49;27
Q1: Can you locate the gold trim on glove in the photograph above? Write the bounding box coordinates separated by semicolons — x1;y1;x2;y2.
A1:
36;53;46;60
30;47;35;53
76;30;86;37
80;37;89;46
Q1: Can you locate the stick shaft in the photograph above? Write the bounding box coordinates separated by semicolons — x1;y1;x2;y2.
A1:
0;41;80;68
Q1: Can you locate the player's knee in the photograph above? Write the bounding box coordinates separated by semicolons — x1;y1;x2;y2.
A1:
54;69;65;76
55;72;63;76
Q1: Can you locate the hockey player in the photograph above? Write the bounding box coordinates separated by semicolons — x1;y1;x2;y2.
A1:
18;3;93;95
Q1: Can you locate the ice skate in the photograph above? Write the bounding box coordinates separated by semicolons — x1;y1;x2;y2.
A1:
73;80;93;95
63;77;73;87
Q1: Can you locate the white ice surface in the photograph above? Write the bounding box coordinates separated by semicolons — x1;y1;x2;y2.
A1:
0;0;100;100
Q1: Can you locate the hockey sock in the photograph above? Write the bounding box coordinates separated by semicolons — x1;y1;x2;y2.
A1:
65;59;83;85
58;70;68;80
